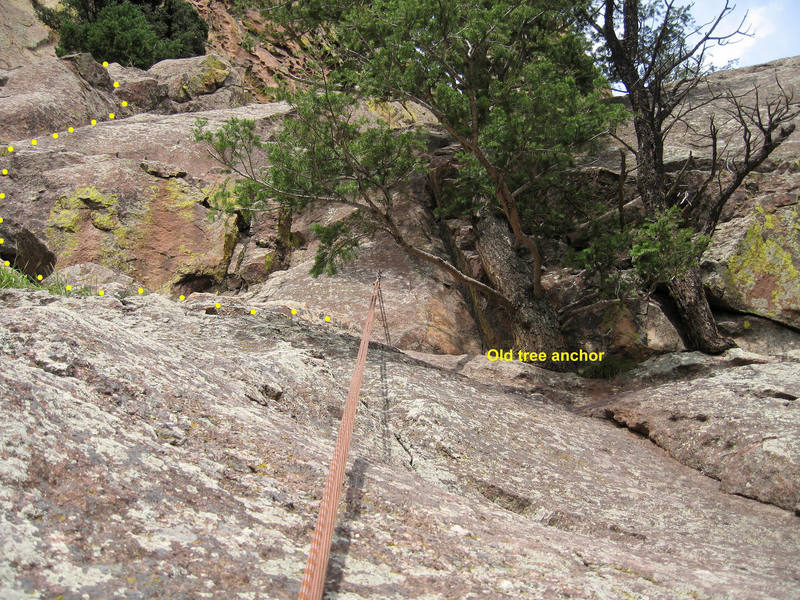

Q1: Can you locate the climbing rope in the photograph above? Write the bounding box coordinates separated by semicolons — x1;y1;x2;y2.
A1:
297;275;382;600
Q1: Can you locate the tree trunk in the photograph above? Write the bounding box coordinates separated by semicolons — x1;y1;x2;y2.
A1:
474;210;565;365
667;266;735;354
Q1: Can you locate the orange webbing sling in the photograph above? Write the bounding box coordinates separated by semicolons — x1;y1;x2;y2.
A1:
297;276;381;600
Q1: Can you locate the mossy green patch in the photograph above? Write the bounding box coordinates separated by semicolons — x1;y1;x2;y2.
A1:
91;212;117;231
75;186;117;210
365;98;419;128
263;250;275;275
181;55;230;100
47;193;84;261
165;179;204;220
726;204;800;315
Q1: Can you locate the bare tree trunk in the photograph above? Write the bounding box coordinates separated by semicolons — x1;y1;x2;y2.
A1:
475;210;565;364
667;266;735;354
617;149;627;231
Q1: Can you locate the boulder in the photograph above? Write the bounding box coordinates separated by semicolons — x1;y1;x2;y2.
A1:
1;288;799;598
245;191;483;354
0;56;117;141
703;203;800;329
146;54;250;109
561;298;686;363
716;310;800;356
106;63;167;110
0;0;56;69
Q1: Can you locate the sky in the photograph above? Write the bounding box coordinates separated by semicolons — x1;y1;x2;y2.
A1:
689;1;800;68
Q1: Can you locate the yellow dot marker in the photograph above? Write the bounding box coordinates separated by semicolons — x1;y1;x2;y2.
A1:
0;238;5;245
91;120;97;126
66;285;72;291
52;133;59;139
138;287;144;294
215;302;221;309
113;81;119;88
0;217;3;223
1;169;7;175
68;127;74;133
31;139;37;146
102;61;109;68
3;260;9;267
291;308;297;315
98;290;105;296
122;101;128;107
324;315;331;322
0;193;5;199
109;113;115;119
36;274;43;281
6;146;13;153
179;295;185;301
250;309;257;315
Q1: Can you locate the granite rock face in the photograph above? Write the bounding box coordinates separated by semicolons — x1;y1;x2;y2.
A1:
1;287;799;599
0;0;56;69
0;101;291;295
592;358;800;512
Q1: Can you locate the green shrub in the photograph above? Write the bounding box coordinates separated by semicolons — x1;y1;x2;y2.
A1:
631;207;709;288
81;2;165;69
37;0;207;69
574;226;634;298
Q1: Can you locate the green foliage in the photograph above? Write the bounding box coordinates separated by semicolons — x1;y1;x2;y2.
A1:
575;226;634;298
271;0;625;230
147;0;208;58
241;33;256;53
308;222;360;276
631;207;710;287
195;2;623;281
193;85;425;276
36;0;207;69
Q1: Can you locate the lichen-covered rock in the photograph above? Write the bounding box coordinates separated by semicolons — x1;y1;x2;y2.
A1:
1;103;290;295
704;204;800;329
1;288;799;599
146;54;250;109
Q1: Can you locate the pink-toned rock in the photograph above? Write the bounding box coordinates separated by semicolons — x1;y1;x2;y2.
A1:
0;0;56;69
1;287;798;598
593;356;800;511
0;103;290;294
0;57;117;141
561;298;685;361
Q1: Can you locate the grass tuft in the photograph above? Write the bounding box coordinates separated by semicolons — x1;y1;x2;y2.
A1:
0;262;92;296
